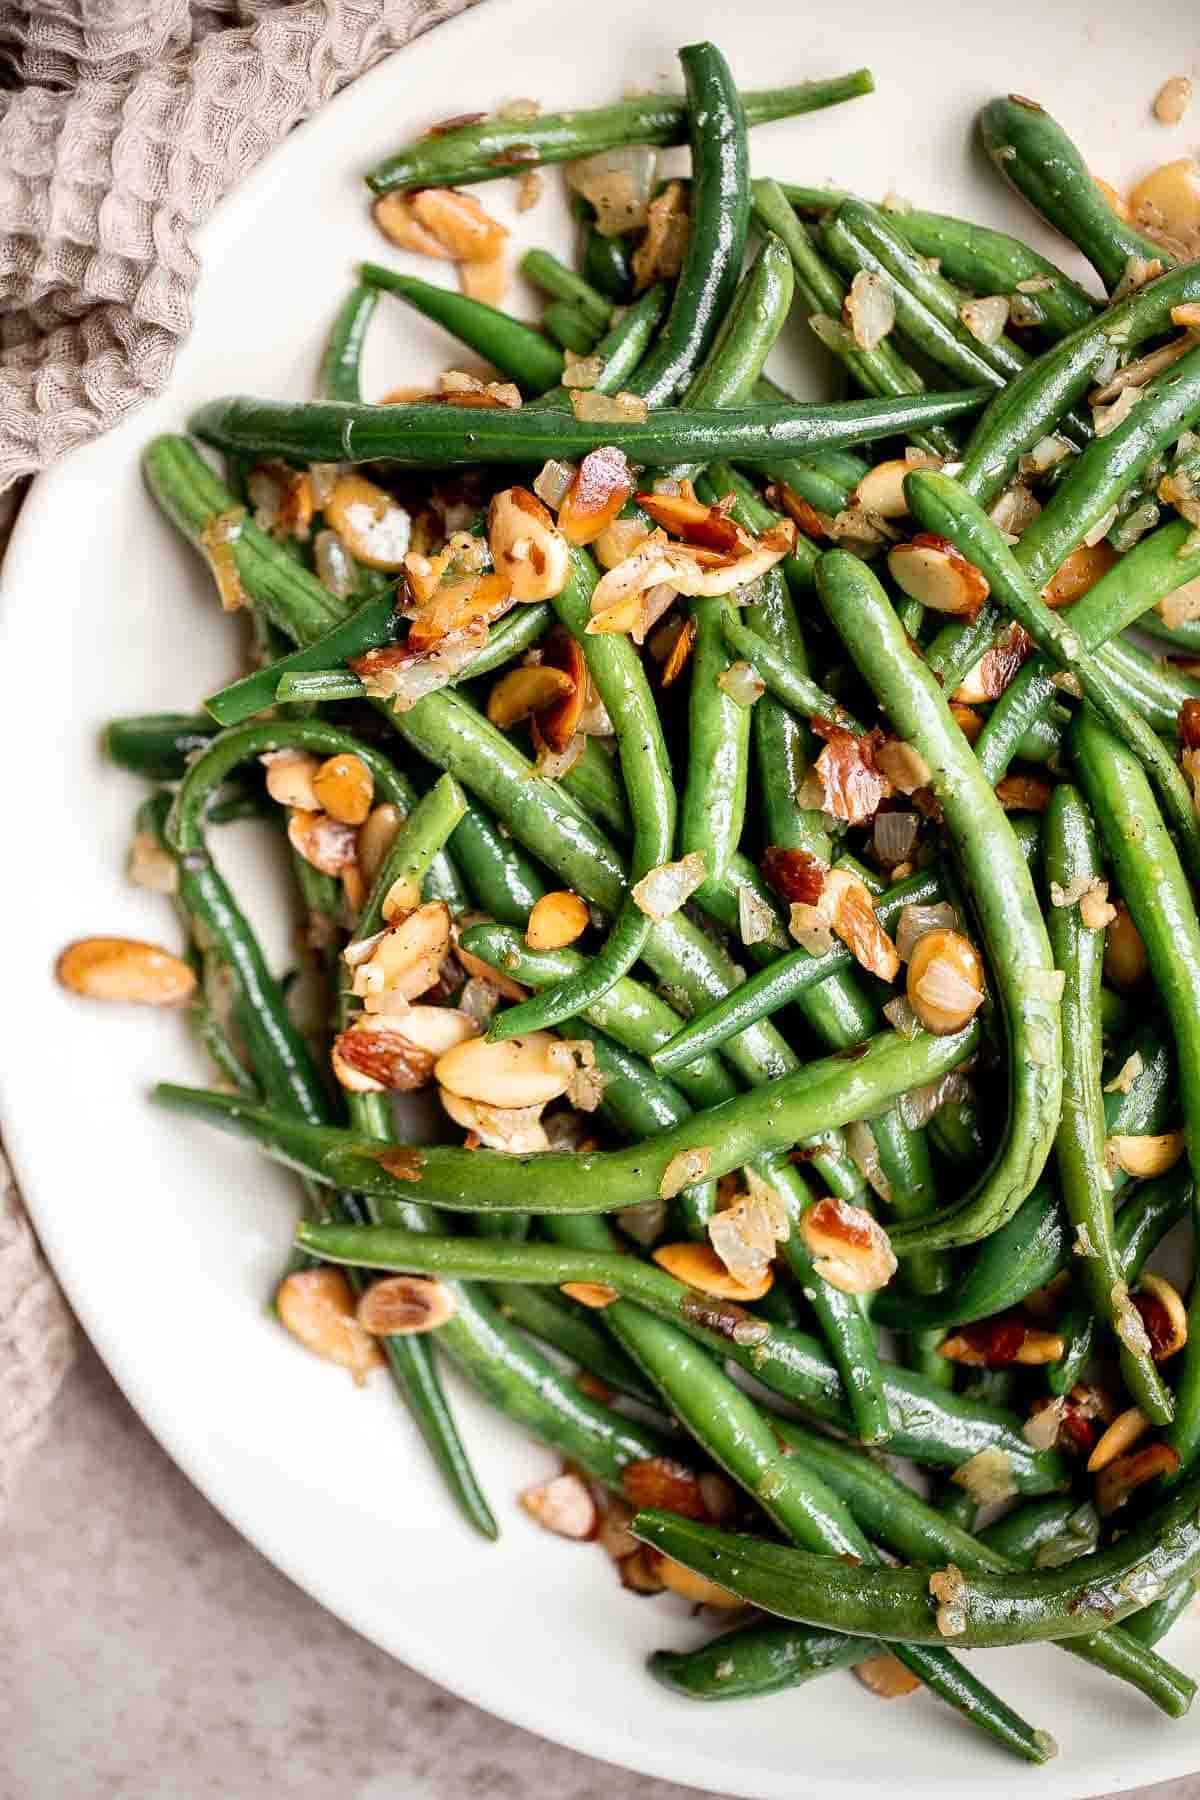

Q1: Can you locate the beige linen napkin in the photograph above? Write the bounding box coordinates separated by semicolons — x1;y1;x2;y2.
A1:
0;0;479;1505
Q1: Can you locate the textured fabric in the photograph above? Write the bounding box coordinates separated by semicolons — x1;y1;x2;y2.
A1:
0;0;479;1505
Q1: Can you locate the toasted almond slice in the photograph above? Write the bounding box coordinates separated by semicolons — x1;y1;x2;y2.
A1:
388;1005;479;1057
440;1088;550;1153
1104;904;1149;988
593;512;653;571
995;774;1053;813
657;1557;745;1609
373;193;453;257
558;447;633;546
1106;1129;1186;1177
411;186;508;261
854;1653;922;1699
434;1030;570;1108
1087;1405;1151;1473
1096;1441;1179;1514
1155;76;1193;126
852;454;941;520
351;900;451;1011
287;808;359;875
619;1547;667;1593
487;663;574;729
459;255;508;307
1134;1274;1189;1360
526;890;590;950
1094;175;1133;222
1012;1329;1067;1366
906;928;986;1035
261;748;321;811
536;628;588;751
1129;158;1200;251
888;535;990;616
561;1281;619;1309
312;752;374;826
331;1022;435;1094
276;1268;383;1385
325;475;411;570
622;1456;707;1519
520;1471;597;1539
652;1242;773;1302
487;487;571;602
1042;542;1119;608
637;490;752;556
356;1275;457;1335
57;937;196;1006
799;1197;897;1295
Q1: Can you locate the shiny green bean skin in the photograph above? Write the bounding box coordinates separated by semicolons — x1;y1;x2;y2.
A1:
908;467;1200;878
975;1498;1085;1565
1043;785;1172;1423
719;612;863;730
648;1622;864;1701
751;179;958;457
631;1470;1200;1647
1167;1180;1200;1481
487;550;674;1039
520;249;613;333
284;1216;1067;1493
446;805;547;928
543;301;601;355
365;71;875;193
160;1020;978;1216
105;712;218;780
895;209;1099;340
650;868;942;1074
817;551;1061;1253
319;283;378;403
1072;711;1200;1225
622;44;750;406
979;95;1168;292
361;263;565;393
1124;1577;1199;1649
529;283;669;410
189;387;990;468
489;1285;659;1406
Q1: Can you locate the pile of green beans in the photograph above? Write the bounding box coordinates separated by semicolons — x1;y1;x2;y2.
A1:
84;39;1200;1771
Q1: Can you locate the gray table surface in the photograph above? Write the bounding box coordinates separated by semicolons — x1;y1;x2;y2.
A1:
4;1342;1199;1800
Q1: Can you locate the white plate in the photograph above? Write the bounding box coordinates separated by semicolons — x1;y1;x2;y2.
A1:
2;2;1198;1793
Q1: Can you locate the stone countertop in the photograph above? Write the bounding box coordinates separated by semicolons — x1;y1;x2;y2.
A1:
3;1342;1198;1800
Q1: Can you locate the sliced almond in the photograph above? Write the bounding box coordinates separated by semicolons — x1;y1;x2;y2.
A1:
651;1241;773;1302
410;186;508;261
1154;76;1193;126
287;807;359;876
1106;1130;1186;1178
373;193;454;257
487;663;574;729
1096;1441;1179;1514
906;927;986;1035
888;535;990;617
356;1275;457;1335
1042;542;1119;608
1129;158;1200;255
440;1088;550;1153
561;1281;619;1309
312;752;374;826
57;937;195;1006
526;890;589;950
853;454;941;520
1134;1274;1189;1360
535;628;587;752
434;1030;570;1107
325;475;411;570
261;748;321;811
487;488;570;603
276;1268;383;1385
657;1557;744;1609
519;1471;597;1539
799;1197;897;1295
854;1653;922;1699
1087;1405;1151;1473
459;256;508;307
557;447;633;546
331;1021;435;1094
350;900;451;1012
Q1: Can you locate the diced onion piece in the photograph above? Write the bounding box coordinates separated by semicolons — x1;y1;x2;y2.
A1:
900;1070;970;1130
532;726;585;779
1019;435;1074;476
520;1471;597;1540
314;528;357;599
953;1447;1016;1504
570;389;649;424
895;902;959;963
1105;1130;1186;1177
799;1197;897;1294
562;352;604;391
882;994;921;1040
1093;385;1143;439
873;809;919;867
566;145;658;235
617;1199;667;1248
632;850;706;921
737;883;784;948
1157;574;1200;630
960;295;1010;345
844;270;895;350
989;481;1041;538
844;1119;894;1204
717;661;765;706
533;458;577;509
875;739;931;795
809;312;858;355
1103;1050;1144;1096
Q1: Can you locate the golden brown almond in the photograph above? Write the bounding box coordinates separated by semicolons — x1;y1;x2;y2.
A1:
312;752;374;826
659;614;696;687
798;1197;897;1295
618;1547;667;1593
535;628;588;751
409;186;508;260
275;1268;383;1385
487;487;570;602
1129;158;1200;252
261;747;321;811
1106;1129;1186;1178
557;447;633;546
651;1241;773;1302
1104;903;1149;988
519;1471;597;1539
656;1557;745;1609
560;1281;619;1309
486;663;575;729
434;1030;570;1108
441;1089;550;1153
621;1456;708;1519
995;773;1054;813
1094;175;1133;221
287;807;359;875
1134;1273;1189;1361
459;255;508;307
1095;1441;1179;1515
906;928;987;1035
1155;76;1193;126
331;1023;435;1094
1012;1329;1067;1366
887;535;990;617
853;454;941;520
596;1495;638;1562
373;192;454;257
1041;542;1119;609
853;1653;922;1699
356;1275;457;1335
1087;1405;1151;1473
526;890;589;950
350;900;452;1011
57;937;196;1006
325;475;411;570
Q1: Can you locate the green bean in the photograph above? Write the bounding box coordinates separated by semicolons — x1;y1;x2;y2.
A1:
205;596;397;725
361;263;565;393
486;549;674;1039
160;1018;979;1217
631;1467;1200;1649
542;301;602;355
529;282;669;410
144;434;349;645
908;466;1200;880
488;1284;659;1405
743;451;855;515
1071;710;1200;1443
106;712;218;780
751;179;958;457
1168;1180;1200;1480
319;283;378;403
771;1418;1195;1713
189;387;990;469
894;209;1100;341
719;613;863;730
365;70;875;193
817;551;1061;1253
521;249;614;333
572;197;634;304
979;95;1168;292
648;1621;864;1701
533;726;630;838
446;805;548;928
1124;1577;1199;1648
1043;785;1173;1422
282;1215;1066;1492
651;868;942;1073
976;1497;1086;1565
